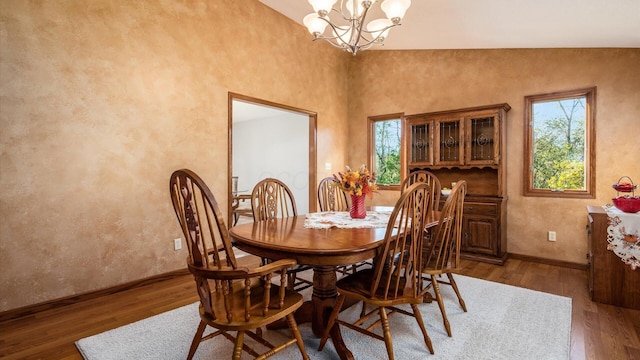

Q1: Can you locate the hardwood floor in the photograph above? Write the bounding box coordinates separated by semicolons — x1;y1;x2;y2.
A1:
1;257;639;359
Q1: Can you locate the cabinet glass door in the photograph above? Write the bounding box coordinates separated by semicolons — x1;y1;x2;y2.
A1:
435;117;464;165
467;114;499;165
408;120;433;165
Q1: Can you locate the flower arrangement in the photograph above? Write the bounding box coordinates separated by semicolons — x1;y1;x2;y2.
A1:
333;165;378;198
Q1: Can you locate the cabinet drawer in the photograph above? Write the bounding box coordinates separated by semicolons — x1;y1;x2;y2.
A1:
464;202;498;216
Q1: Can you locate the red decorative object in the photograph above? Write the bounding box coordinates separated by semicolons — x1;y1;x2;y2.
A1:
350;194;366;219
612;196;640;213
613;176;637;193
613;183;637;192
611;176;639;213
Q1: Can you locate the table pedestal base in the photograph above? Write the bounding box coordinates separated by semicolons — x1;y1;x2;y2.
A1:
268;266;355;360
312;266;354;360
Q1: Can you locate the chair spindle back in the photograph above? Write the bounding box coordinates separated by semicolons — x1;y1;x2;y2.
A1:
251;178;298;221
371;182;434;299
318;176;349;212
170;169;236;270
424;180;466;272
400;170;442;211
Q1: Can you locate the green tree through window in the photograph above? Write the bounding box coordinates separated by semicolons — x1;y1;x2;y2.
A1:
532;98;586;190
524;87;596;198
369;114;402;187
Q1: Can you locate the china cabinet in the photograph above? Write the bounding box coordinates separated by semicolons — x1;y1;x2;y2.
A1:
404;104;510;264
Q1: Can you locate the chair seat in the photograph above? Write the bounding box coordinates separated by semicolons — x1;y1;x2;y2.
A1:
204;282;304;330
336;269;422;307
422;259;456;274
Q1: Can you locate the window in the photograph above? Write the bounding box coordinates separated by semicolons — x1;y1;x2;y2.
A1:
368;113;403;189
523;87;596;198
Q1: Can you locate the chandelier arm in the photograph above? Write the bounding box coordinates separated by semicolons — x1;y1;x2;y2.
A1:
312;26;398;53
354;40;379;52
361;23;398;36
352;19;396;50
349;38;378;52
313;38;352;51
351;6;370;47
362;23;400;42
315;17;354;48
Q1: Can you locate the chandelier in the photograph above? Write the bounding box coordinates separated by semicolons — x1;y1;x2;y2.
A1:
303;0;411;55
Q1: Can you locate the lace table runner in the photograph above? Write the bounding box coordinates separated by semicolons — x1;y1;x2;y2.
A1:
603;205;640;270
304;211;392;229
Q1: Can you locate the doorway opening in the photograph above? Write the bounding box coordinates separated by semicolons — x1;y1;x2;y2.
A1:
228;93;317;226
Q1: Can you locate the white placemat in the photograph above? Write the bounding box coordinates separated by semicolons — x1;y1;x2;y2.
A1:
603;205;640;270
304;211;392;229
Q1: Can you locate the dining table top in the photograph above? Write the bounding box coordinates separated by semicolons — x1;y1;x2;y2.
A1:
228;207;440;267
229;215;386;266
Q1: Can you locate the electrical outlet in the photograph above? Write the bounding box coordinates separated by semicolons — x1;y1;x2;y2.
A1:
548;231;556;242
174;238;182;250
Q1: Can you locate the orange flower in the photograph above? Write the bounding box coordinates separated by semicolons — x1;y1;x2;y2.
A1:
333;165;378;198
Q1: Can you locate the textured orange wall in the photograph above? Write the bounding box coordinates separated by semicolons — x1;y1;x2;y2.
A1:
348;49;640;264
0;0;350;312
2;1;639;313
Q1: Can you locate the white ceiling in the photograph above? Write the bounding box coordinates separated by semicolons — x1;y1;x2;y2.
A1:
238;1;639;121
259;0;640;50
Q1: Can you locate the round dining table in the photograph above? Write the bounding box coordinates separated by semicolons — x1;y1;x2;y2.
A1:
229;208;439;360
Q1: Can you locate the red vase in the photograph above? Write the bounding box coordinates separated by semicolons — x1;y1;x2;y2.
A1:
350;194;366;219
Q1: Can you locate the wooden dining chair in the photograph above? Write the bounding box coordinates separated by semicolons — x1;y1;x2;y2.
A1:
400;170;443;268
251;178;313;291
421;180;467;337
400;170;442;211
318;176;349;213
169;169;309;360
318;182;436;359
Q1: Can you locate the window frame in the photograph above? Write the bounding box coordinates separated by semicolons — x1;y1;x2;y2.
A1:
368;113;404;191
523;87;596;198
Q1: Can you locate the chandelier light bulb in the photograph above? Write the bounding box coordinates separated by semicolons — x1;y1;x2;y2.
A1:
381;0;411;23
304;13;329;36
308;0;337;17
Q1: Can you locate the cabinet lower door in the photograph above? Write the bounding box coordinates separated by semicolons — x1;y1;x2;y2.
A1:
463;216;497;256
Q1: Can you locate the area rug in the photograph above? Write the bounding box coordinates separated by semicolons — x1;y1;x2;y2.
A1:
75;275;572;360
